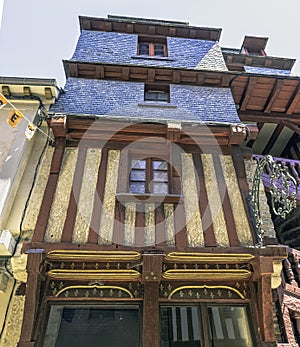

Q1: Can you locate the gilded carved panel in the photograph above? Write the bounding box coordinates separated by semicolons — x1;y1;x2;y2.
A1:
164;203;175;246
99;150;120;245
181;153;204;247
44;148;78;243
201;154;229;246
144;203;155;246
73;148;102;243
220;155;253;246
23;147;54;231
124;202;136;246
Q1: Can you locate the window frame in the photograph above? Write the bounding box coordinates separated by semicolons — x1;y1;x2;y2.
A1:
116;147;182;204
41;303;143;347
144;84;170;103
138;36;168;57
160;303;256;347
129;157;170;195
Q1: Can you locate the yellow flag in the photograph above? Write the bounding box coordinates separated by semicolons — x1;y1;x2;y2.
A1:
24;122;37;140
0;93;8;109
7;109;23;128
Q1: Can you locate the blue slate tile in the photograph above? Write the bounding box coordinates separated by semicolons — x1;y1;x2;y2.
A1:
50;78;240;124
244;66;291;76
70;30;216;69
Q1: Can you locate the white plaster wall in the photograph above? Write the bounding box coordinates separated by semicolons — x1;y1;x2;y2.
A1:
0;101;39;229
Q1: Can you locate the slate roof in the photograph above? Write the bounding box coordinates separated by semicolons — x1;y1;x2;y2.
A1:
244;65;291;76
70;30;225;70
50;78;240;124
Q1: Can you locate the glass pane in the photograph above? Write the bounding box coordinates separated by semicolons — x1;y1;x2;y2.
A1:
208;306;254;347
153;160;167;170
153;171;168;182
145;91;168;102
131;159;146;169
157;92;168;101
43;306;140;347
130;182;146;194
153;182;168;194
145;91;157;101
130;169;146;181
160;306;201;347
139;43;149;55
154;44;165;56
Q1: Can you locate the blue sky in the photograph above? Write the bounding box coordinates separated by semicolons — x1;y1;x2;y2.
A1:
0;0;299;87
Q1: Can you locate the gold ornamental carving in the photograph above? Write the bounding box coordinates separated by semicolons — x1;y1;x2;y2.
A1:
55;285;134;298
164;252;254;263
162;269;252;281
168;285;245;300
47;269;141;281
46;250;141;262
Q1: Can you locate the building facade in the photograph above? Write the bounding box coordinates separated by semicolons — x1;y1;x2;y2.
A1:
1;15;299;347
0;77;58;347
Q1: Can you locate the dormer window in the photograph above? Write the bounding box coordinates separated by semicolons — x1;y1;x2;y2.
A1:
144;84;170;102
243;47;266;56
138;36;167;57
241;36;268;57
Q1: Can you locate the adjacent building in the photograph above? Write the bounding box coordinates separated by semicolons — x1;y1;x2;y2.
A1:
0;77;58;347
0;15;299;347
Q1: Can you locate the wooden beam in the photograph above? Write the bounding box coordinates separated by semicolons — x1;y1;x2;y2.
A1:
147;69;155;83
79;16;222;41
142;255;162;347
121;67;130;80
240;77;258;111
167;122;181;142
286;82;300;115
88;148;108;243
281;120;300;135
213;155;240;247
264;79;284;113
61;145;87;242
21;241;288;257
193;153;216;246
32;138;66;242
17;253;43;347
49;115;67;138
231;145;256;243
281;133;298;158
256;257;276;342
262;123;284;155
239;110;300;124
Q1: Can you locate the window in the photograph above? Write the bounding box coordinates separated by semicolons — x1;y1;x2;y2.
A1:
144;84;170;102
161;305;254;347
138;36;167;57
43;305;140;347
243;47;266;56
129;158;168;194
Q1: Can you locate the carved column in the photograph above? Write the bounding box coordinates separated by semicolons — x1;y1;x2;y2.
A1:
17;253;43;347
256;256;276;343
142;254;162;347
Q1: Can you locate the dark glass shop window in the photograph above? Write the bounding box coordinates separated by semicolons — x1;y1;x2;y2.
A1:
208;306;254;347
43;306;140;347
161;306;201;347
161;305;254;347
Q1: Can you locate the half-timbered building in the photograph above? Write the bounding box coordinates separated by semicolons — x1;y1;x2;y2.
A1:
1;15;300;347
